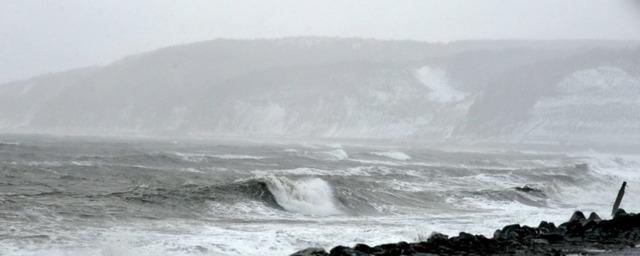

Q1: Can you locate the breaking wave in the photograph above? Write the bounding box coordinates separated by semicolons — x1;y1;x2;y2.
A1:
264;176;341;216
319;149;349;161
98;176;345;216
103;180;282;211
574;151;640;181
285;148;349;161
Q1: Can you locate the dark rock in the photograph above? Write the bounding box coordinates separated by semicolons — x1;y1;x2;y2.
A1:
515;185;540;193
450;232;475;244
329;246;368;256
494;224;521;240
603;210;640;232
531;238;549;244
374;242;410;255
569;211;586;223
514;185;546;197
352;244;373;254
540;232;564;243
538;221;557;233
494;224;537;242
614;208;628;218
587;212;602;223
584;219;599;228
396;241;412;253
291;247;329;256
564;220;585;237
426;232;448;244
297;210;640;256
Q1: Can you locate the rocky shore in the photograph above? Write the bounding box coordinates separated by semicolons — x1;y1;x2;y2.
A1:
291;209;640;256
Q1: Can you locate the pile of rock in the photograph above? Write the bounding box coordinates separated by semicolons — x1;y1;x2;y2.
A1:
291;209;640;256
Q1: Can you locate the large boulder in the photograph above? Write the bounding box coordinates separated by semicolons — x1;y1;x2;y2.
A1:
329;246;369;256
290;247;329;256
569;211;586;223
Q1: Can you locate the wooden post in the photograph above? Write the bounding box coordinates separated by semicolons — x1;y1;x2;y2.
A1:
611;181;627;217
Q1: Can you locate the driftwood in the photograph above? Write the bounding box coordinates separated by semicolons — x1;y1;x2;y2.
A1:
611;181;627;217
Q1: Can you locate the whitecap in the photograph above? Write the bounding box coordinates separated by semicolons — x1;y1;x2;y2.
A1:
264;176;341;216
371;151;411;161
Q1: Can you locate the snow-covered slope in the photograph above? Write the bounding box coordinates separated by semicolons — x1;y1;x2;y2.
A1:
0;38;638;146
515;66;640;144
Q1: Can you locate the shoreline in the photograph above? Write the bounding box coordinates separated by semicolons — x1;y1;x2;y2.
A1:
291;209;640;256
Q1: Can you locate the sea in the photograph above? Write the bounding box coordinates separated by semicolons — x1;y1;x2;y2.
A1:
1;135;638;255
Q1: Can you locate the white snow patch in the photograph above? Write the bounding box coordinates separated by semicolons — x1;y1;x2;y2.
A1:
415;66;465;103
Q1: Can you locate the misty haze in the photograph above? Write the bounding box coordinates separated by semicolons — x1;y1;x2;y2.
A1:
1;1;640;256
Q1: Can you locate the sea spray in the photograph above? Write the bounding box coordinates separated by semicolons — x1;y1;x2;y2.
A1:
264;175;342;216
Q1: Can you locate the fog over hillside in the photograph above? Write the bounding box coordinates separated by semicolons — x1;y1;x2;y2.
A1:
1;38;639;146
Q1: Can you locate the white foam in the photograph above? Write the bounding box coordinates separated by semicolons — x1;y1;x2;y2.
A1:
371;151;411;161
252;166;416;177
264;176;341;216
170;152;207;162
284;145;349;161
210;154;266;160
8;148;640;256
316;149;349;161
386;179;426;192
71;161;96;166
171;152;266;161
571;151;640;181
179;168;202;173
288;148;349;161
208;201;286;219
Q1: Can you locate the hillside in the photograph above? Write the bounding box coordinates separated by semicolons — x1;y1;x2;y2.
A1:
1;38;638;145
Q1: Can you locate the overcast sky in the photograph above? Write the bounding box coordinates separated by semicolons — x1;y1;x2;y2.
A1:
1;0;639;83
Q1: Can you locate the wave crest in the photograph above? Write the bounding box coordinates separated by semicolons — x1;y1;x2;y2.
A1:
264;176;341;216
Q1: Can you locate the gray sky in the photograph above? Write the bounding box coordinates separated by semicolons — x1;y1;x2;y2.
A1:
1;0;639;83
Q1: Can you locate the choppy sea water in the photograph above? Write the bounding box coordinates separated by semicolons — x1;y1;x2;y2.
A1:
0;136;638;256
